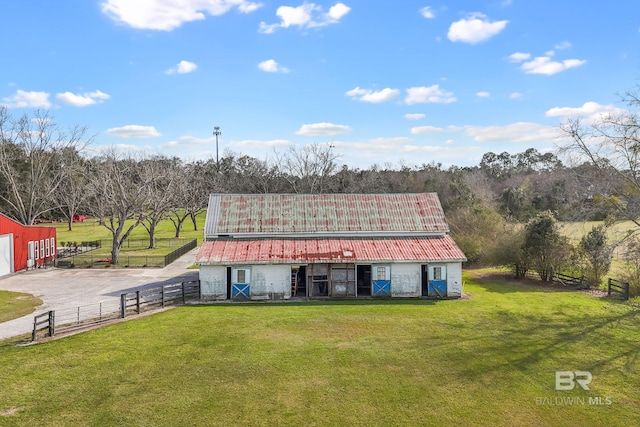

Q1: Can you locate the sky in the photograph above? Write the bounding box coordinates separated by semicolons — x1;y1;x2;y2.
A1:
1;0;639;169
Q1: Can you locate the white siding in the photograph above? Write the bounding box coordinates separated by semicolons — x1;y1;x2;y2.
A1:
200;265;227;300
446;262;463;297
390;263;421;297
0;234;12;277
250;264;291;300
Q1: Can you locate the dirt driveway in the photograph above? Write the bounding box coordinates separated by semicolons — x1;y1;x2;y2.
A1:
0;249;199;341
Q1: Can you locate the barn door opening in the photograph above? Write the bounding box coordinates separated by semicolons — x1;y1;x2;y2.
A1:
310;264;329;297
231;267;251;300
372;265;391;297
291;265;307;297
357;265;372;297
428;265;447;298
421;265;428;296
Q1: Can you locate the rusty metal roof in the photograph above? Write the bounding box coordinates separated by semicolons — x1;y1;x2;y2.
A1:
205;193;449;237
196;236;467;265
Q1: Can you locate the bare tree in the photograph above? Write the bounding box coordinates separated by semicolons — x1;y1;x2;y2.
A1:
138;155;182;248
53;147;90;231
275;143;339;193
85;151;151;264
0;108;90;225
559;90;640;229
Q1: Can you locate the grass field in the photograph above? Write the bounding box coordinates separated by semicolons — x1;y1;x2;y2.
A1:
47;213;206;246
0;291;41;323
0;271;638;426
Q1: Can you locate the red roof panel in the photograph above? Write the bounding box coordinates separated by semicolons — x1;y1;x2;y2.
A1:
196;236;467;265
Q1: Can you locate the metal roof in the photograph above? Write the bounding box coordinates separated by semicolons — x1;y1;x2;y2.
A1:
204;193;449;237
196;236;467;265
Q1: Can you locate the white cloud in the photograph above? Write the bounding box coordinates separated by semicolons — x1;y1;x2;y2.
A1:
166;60;198;74
101;0;262;31
405;85;456;105
105;125;162;138
545;101;627;124
2;90;51;108
520;56;586;75
509;92;523;100
56;90;110;107
258;59;290;73
476;91;490;98
509;52;531;62
404;113;426;120
259;2;350;34
419;6;435;19
465;122;558;143
555;41;572;50
447;13;508;44
295;122;352;136
411;125;461;135
346;87;400;103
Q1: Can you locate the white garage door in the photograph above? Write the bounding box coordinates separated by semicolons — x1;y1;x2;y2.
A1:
0;234;12;277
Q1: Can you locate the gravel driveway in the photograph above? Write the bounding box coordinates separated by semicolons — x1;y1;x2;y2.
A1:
0;248;199;341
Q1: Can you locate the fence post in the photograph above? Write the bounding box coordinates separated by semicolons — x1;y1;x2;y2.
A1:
120;294;126;318
198;280;201;300
161;286;165;307
49;310;55;337
624;282;630;301
182;282;186;304
607;278;612;297
32;317;37;341
136;290;141;314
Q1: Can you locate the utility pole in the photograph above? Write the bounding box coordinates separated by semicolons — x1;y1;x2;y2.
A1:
213;126;221;165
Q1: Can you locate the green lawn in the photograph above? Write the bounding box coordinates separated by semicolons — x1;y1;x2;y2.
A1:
0;271;638;426
46;213;206;245
0;291;42;323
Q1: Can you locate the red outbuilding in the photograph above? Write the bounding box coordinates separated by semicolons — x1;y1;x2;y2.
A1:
0;213;56;277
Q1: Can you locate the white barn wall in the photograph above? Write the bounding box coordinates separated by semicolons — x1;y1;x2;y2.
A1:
390;263;421;297
446;262;463;297
250;264;291;300
200;265;227;300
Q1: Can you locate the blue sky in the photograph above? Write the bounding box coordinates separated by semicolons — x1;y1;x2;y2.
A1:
1;1;639;168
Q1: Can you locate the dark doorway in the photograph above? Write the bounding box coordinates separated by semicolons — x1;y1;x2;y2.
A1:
226;267;232;299
291;265;307;297
421;265;428;296
357;265;372;297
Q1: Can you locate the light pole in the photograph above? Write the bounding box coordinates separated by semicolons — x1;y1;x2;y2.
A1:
213;126;221;165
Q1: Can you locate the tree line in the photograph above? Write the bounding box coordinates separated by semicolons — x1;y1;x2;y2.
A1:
2;83;640;293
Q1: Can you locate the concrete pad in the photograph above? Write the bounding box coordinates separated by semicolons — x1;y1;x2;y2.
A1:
0;248;200;341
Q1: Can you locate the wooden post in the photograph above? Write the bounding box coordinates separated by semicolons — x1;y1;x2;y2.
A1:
607;278;612;297
161;286;165;307
198;280;201;300
136;290;141;314
120;294;126;318
624;282;630;301
49;311;55;337
182;282;186;304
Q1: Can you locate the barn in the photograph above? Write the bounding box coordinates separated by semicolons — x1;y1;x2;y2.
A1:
0;213;57;277
196;193;467;301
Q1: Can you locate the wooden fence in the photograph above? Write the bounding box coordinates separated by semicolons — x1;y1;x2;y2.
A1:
552;273;586;288
31;280;200;341
55;238;197;268
607;278;630;300
120;280;200;317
